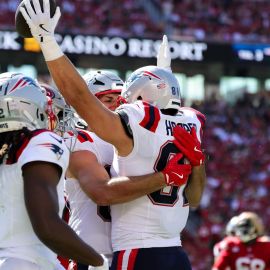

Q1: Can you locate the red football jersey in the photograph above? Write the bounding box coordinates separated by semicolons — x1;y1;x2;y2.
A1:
213;236;270;270
214;236;237;258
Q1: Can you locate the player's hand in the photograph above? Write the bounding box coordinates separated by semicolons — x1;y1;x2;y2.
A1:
173;126;205;166
162;153;192;186
88;255;109;270
20;0;61;43
157;35;171;70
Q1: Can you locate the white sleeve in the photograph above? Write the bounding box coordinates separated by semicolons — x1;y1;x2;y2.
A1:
91;134;114;166
65;130;101;161
18;131;69;174
65;130;113;167
116;102;145;122
116;101;146;136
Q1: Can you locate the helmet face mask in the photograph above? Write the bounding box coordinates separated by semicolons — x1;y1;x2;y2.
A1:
234;212;264;243
122;66;181;110
0;72;48;132
42;83;76;134
235;218;257;243
83;70;123;97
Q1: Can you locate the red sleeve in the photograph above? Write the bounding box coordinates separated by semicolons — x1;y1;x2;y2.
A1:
213;248;232;270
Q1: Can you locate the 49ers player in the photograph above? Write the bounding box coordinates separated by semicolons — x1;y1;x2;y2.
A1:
212;212;270;270
213;215;240;259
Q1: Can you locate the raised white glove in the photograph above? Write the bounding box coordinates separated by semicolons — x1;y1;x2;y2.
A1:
88;255;109;270
157;35;171;70
20;0;63;61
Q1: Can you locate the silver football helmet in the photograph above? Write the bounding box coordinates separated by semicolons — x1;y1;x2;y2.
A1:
83;70;124;96
225;215;239;236
234;212;264;243
41;83;79;133
0;72;48;132
121;66;181;110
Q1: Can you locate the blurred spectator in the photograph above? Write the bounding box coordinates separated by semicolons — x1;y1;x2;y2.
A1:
183;90;270;270
3;0;270;43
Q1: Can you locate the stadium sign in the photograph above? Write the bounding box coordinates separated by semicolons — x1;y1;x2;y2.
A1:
0;31;20;50
1;30;270;64
0;30;207;61
56;34;207;61
232;43;270;62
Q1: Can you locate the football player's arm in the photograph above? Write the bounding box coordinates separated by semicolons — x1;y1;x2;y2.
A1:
47;57;132;156
212;248;231;270
213;242;222;261
173;126;206;207
22;161;104;267
69;150;166;205
20;0;131;155
184;164;206;207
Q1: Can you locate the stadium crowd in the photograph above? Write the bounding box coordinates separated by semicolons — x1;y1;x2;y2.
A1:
183;90;270;270
1;0;270;42
156;0;270;42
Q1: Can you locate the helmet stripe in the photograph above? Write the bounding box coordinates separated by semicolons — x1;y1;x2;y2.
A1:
9;77;37;93
9;78;23;92
143;71;161;79
95;89;122;97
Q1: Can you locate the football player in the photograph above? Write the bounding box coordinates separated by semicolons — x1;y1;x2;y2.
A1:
213;215;240;259
0;73;107;270
21;2;206;269
212;212;270;270
45;71;192;270
63;72;117;270
41;83;76;269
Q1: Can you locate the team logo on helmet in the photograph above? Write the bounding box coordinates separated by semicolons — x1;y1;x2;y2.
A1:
8;77;38;93
0;72;48;132
122;66;181;110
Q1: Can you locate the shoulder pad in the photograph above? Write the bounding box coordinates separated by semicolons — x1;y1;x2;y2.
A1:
179;107;206;127
10;129;50;163
258;236;270;242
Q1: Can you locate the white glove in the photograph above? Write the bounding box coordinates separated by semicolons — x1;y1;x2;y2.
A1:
20;0;63;61
88;255;109;270
157;35;171;71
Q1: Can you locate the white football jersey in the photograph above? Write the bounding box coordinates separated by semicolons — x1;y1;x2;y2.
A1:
110;101;206;251
0;130;69;270
64;129;113;256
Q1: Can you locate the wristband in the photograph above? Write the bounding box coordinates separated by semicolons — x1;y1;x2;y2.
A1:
40;38;64;61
